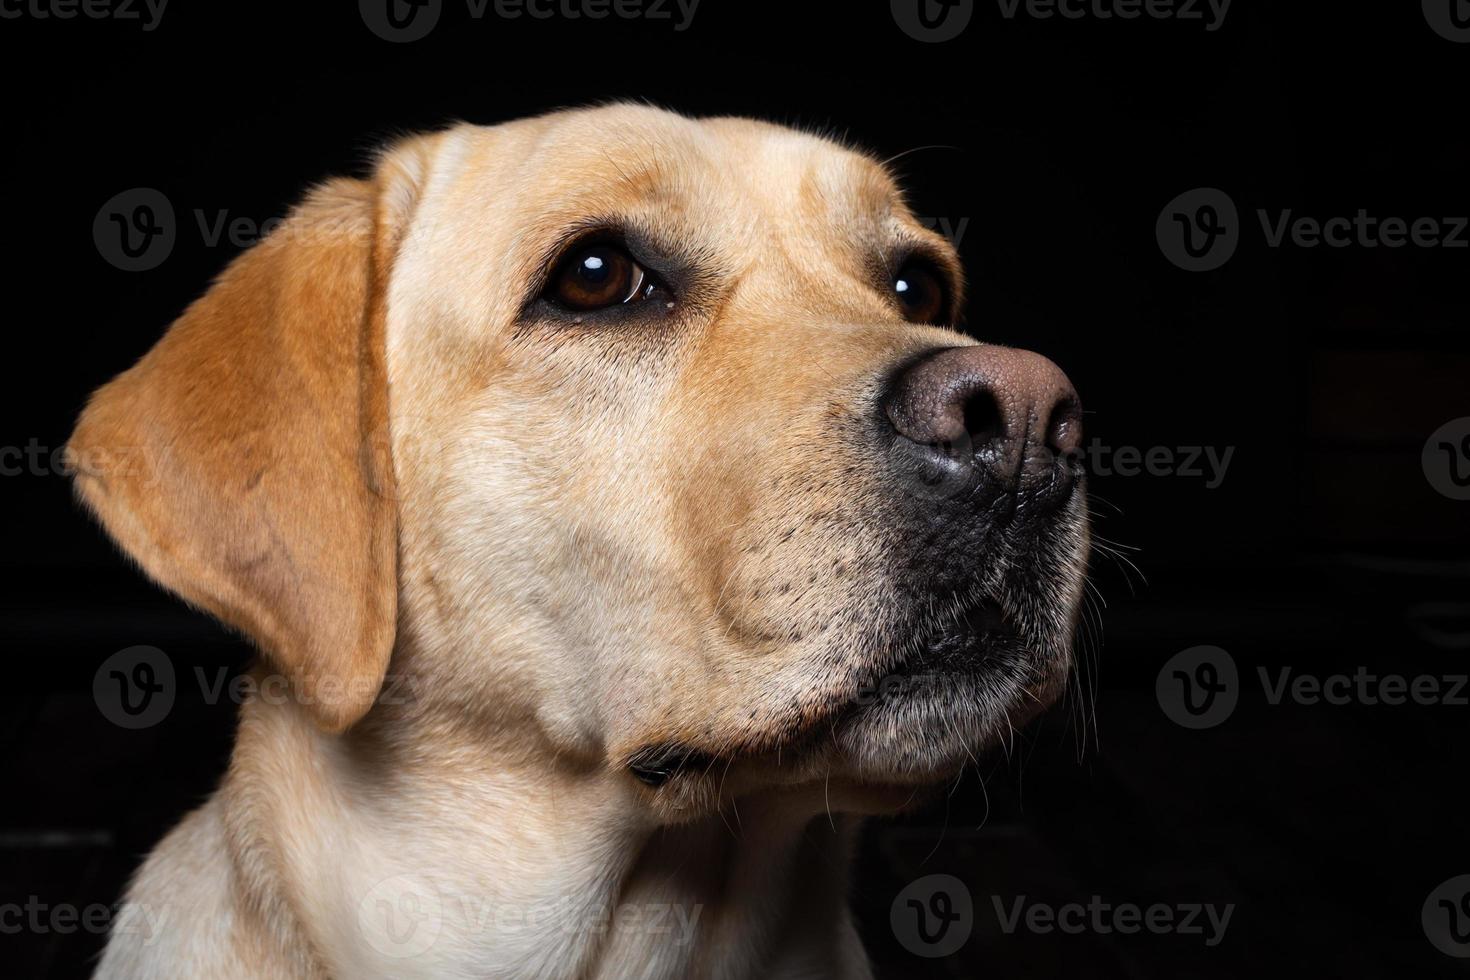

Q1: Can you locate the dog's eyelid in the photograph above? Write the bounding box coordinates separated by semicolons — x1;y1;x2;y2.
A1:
517;220;706;323
542;222;682;275
526;227;689;320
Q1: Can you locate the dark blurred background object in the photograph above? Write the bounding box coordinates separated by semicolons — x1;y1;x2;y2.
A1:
1;2;1466;977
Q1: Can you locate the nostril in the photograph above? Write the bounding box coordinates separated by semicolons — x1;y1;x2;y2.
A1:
962;388;1004;449
1044;397;1083;458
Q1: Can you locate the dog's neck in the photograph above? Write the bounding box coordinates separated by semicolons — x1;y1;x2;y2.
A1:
220;690;874;980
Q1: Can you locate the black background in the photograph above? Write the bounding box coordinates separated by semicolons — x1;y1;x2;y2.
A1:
2;1;1468;977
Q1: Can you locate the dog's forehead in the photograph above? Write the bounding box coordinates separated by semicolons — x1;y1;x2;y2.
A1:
384;106;954;379
440;105;909;240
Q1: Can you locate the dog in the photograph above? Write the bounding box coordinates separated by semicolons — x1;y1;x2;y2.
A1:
71;103;1089;979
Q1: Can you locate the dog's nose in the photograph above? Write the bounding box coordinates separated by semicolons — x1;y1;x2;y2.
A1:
884;345;1082;510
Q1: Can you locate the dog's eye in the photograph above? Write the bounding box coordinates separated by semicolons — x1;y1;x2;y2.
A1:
548;243;661;311
893;261;948;325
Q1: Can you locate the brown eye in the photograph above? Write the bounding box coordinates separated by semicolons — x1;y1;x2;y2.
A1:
549;243;657;311
894;261;948;324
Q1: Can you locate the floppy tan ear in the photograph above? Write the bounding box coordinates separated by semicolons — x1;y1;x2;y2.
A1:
69;138;437;732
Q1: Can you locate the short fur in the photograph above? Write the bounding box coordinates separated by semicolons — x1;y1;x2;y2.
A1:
71;104;1088;979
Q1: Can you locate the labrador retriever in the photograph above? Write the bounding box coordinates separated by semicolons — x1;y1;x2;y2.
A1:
70;103;1089;979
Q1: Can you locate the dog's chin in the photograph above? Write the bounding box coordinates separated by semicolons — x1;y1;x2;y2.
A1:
626;603;1073;820
825;595;1073;785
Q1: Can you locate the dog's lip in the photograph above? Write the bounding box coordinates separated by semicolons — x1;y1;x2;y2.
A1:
948;596;1008;641
624;596;1039;791
889;594;1011;673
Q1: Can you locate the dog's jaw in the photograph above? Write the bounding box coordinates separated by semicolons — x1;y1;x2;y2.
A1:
620;494;1090;812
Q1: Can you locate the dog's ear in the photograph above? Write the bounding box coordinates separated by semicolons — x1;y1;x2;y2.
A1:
68;138;438;732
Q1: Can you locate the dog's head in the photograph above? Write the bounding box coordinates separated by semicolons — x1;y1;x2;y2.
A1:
71;104;1087;815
